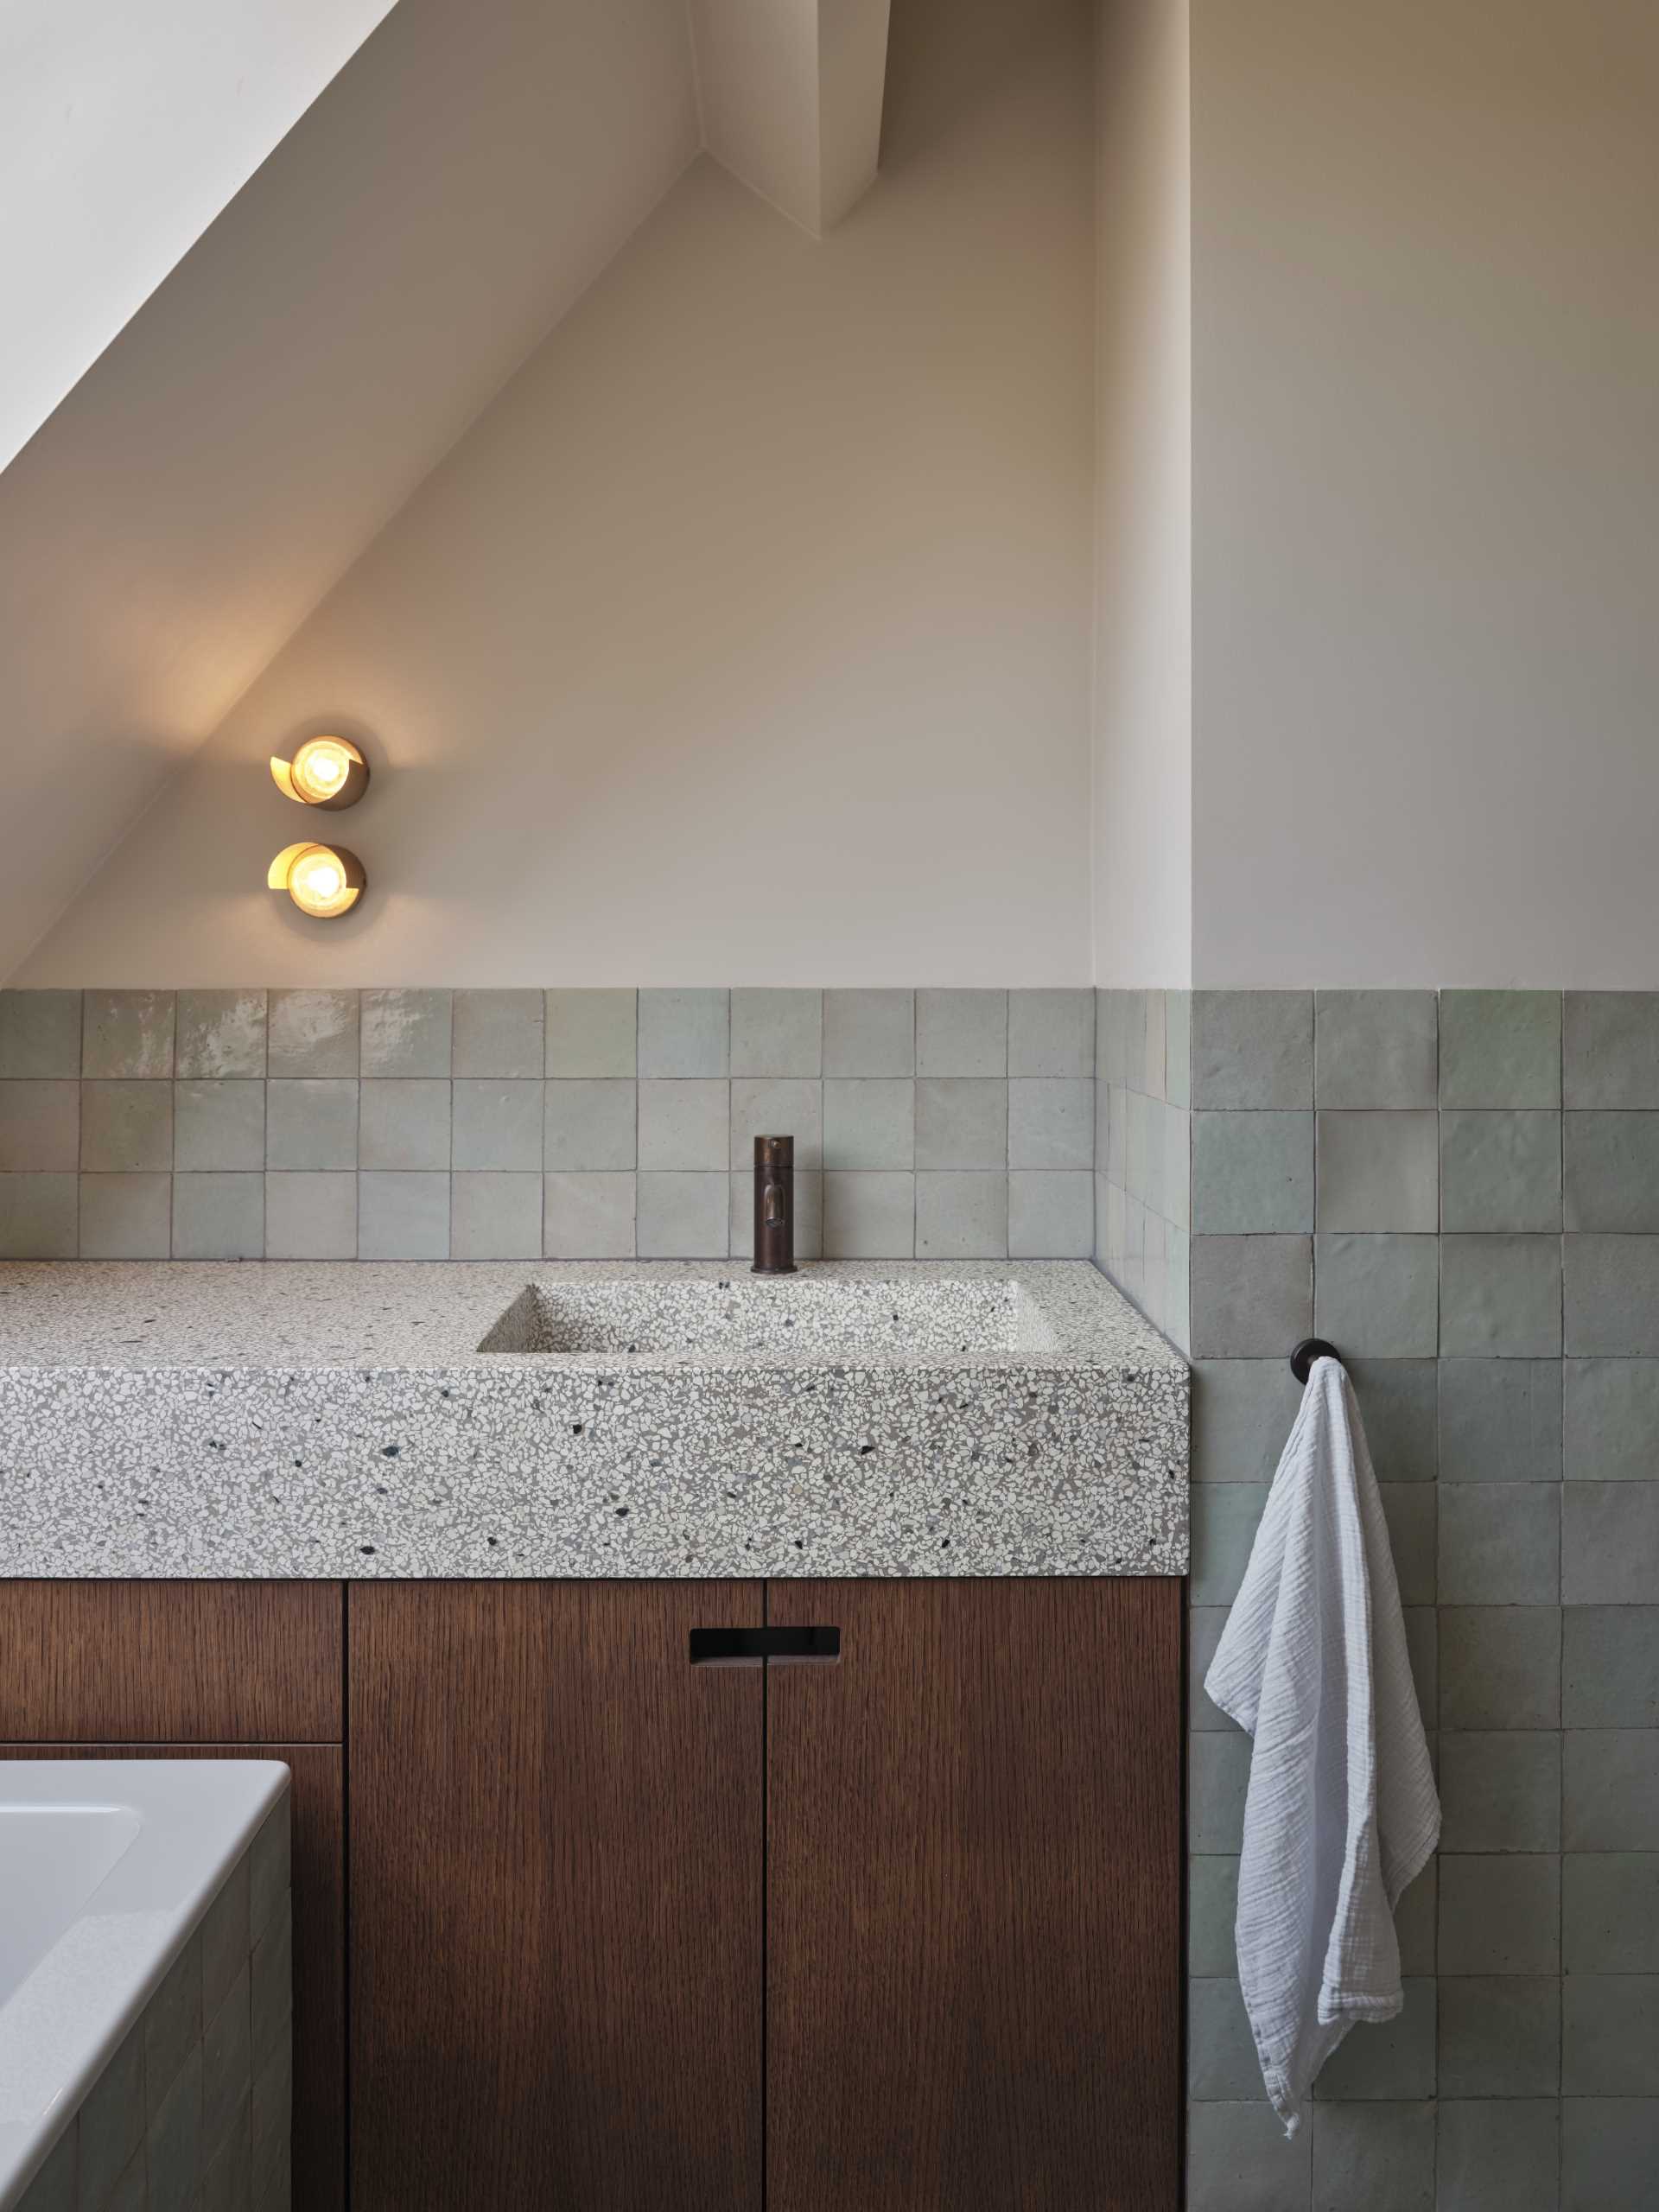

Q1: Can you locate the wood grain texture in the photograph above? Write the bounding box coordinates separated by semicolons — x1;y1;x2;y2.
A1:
0;1580;342;1741
766;1578;1181;2212
1;1742;346;2211
349;1580;765;2212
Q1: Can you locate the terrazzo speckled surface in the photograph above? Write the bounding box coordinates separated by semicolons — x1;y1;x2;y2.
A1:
0;1262;1188;1579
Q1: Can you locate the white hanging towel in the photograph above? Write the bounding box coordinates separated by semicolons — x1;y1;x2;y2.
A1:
1204;1356;1440;2137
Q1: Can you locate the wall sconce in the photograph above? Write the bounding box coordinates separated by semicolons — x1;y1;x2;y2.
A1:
268;841;365;918
270;735;369;810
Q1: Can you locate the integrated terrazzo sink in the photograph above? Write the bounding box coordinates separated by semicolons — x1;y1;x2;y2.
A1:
479;1272;1044;1358
0;1260;1188;1579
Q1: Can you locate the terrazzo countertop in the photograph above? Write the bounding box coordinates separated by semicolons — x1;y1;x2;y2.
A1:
0;1261;1188;1579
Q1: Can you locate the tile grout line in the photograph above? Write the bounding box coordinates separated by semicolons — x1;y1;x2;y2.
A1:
1557;995;1567;2200
1431;989;1440;2207
1309;994;1324;2212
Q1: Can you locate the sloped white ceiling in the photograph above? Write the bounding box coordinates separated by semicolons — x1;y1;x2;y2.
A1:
0;0;399;474
0;0;702;981
19;2;1094;990
0;0;902;985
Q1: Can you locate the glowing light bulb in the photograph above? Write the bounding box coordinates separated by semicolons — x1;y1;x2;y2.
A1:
300;858;344;900
268;841;364;917
270;735;369;809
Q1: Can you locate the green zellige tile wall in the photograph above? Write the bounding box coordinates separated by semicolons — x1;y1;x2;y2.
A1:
1095;988;1659;2212
0;987;1096;1264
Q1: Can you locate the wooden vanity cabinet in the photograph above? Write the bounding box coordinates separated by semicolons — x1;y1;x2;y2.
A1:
1;1576;1179;2210
349;1577;1180;2212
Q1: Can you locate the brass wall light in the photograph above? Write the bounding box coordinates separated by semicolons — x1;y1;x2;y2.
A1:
270;734;369;810
268;841;365;918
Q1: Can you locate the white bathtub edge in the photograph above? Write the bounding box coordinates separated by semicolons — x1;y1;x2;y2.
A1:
0;1758;289;2209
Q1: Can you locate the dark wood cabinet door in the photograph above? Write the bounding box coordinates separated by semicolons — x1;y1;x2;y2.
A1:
348;1580;766;2212
766;1578;1181;2212
0;1580;342;1740
1;1742;346;2212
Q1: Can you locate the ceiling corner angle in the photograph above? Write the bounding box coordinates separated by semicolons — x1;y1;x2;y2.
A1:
689;0;891;239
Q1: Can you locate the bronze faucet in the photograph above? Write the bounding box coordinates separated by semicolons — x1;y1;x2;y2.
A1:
752;1135;797;1274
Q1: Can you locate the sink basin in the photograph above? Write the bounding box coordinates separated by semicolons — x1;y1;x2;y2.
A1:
478;1273;1050;1359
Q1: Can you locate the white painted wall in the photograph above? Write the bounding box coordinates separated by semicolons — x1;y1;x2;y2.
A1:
16;0;1654;997
24;10;1096;988
0;0;397;474
1191;0;1659;986
1092;0;1192;987
0;0;701;986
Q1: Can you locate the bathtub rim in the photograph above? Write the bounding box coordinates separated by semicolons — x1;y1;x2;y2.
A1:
0;1757;289;2209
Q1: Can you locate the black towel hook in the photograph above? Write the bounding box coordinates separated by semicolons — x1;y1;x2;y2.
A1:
1289;1337;1342;1384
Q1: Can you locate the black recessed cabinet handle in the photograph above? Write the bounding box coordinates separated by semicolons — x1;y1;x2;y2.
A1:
690;1625;841;1667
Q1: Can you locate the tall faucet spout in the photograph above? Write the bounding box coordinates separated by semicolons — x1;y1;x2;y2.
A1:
752;1135;797;1274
